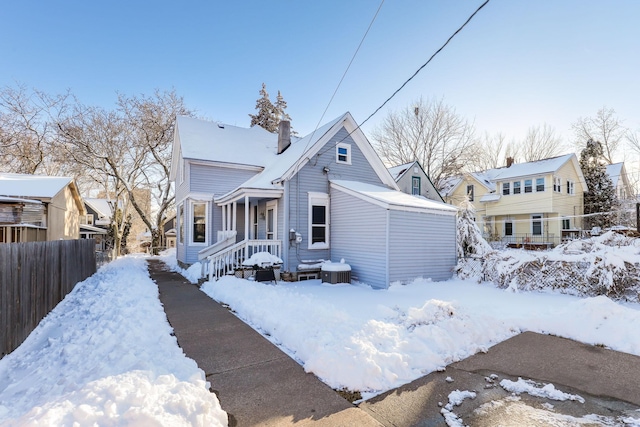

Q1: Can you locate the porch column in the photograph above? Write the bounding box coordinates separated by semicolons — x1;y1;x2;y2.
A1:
244;196;250;241
222;203;227;232
232;202;237;231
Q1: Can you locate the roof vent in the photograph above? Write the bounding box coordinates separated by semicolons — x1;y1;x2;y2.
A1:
217;123;225;129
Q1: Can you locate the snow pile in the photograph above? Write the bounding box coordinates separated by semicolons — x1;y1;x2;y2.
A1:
500;378;585;402
0;256;227;426
467;231;640;299
157;248;203;284
242;251;283;267
440;389;476;427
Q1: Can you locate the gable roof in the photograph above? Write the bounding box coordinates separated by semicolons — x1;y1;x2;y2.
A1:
387;162;414;181
491;153;576;181
179;112;399;204
606;162;623;188
331;180;457;215
0;173;85;214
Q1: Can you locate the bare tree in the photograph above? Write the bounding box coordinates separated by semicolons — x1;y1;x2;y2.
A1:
470;132;507;170
371;98;477;190
519;123;565;162
573;107;625;164
57;89;192;254
0;84;70;175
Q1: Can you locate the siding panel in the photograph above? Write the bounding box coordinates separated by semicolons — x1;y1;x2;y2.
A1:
331;189;388;289
388;211;456;282
190;163;258;196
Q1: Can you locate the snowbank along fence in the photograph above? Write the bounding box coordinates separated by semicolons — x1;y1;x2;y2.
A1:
0;239;96;357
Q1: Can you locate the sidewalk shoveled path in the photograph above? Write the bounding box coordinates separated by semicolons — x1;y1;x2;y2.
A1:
148;260;381;427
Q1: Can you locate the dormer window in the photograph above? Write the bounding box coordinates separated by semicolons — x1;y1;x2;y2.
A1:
336;143;351;164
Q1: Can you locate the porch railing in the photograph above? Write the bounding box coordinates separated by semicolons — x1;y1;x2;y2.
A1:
198;230;237;261
206;239;282;281
485;233;558;248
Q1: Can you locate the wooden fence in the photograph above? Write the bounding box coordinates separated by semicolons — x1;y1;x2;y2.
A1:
0;239;96;358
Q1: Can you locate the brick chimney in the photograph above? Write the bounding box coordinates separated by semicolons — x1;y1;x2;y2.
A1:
506;157;514;167
277;120;291;154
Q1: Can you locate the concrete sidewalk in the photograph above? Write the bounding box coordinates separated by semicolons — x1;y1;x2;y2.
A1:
148;260;381;427
150;260;640;426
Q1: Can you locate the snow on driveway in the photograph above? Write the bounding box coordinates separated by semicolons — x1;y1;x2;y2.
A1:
0;256;227;426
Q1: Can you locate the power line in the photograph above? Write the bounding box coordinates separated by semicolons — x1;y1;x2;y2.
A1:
315;0;490;159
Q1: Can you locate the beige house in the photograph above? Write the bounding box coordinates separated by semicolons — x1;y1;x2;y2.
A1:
0;173;85;243
444;154;587;246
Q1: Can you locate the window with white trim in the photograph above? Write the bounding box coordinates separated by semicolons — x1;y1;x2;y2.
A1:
562;217;571;230
567;180;575;195
553;176;561;193
308;192;329;249
504;220;513;236
513;181;521;194
412;176;421;195
502;182;510;195
336;143;351;164
532;214;543;236
252;205;258;239
191;202;207;244
536;177;545;192
524;179;533;193
466;184;474;202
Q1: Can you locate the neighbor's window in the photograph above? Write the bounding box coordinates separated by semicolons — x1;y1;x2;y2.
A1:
178;203;184;244
504;221;513;236
562;218;571;230
466;184;474;202
532;214;542;236
336;143;351;164
567;180;575;195
502;182;510;196
513;181;521;194
554;177;562;193
308;192;329;249
412;176;421;195
536;177;545;192
524;179;533;193
192;202;207;244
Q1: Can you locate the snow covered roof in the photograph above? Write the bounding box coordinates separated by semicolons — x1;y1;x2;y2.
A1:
491;154;575;181
330;180;457;215
84;198;117;219
0;173;75;199
0;195;42;205
387;161;414;181
606;162;623;188
175;116;282;167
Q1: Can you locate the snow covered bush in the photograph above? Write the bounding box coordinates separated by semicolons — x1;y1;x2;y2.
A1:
455;201;494;281
480;231;640;300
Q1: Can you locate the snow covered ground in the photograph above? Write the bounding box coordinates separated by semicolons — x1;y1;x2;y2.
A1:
201;273;640;398
0;256;227;426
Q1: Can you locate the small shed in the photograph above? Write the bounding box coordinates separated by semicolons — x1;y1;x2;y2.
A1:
329;180;458;289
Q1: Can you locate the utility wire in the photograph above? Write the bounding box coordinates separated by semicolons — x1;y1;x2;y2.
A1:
315;0;490;159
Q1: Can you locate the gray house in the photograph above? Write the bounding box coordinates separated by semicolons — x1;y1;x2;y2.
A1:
388;160;444;202
169;112;457;289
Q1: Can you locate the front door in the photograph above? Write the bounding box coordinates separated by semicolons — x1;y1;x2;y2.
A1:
266;201;277;240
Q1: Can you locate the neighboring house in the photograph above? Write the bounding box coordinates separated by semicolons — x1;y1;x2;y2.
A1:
170;113;458;289
163;215;176;249
443;154;587;246
0;173;84;243
388;161;444;202
606;162;634;201
80;198;115;251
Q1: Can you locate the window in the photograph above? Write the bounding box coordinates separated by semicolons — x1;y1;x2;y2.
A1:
524;179;533;193
336;143;351;164
192;202;207;244
562;218;571;230
466;185;474;202
412;176;421;195
567;180;575;195
86;214;94;225
536;177;545;192
502;182;510;195
513;181;521;194
504;220;513;236
308;192;329;249
532;214;542;236
553;177;561;193
178;204;184;244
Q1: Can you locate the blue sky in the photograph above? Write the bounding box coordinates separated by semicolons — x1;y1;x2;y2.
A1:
2;1;639;150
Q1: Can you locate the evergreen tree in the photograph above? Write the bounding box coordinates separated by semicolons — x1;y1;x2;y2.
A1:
579;139;618;230
248;83;293;133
